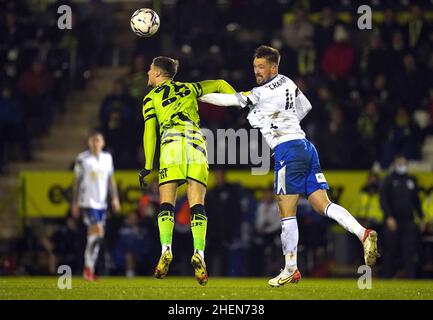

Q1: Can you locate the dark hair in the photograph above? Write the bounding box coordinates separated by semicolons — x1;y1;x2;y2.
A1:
152;56;179;79
89;129;104;138
253;45;280;65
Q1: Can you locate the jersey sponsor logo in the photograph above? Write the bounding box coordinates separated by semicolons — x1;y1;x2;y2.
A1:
315;173;327;183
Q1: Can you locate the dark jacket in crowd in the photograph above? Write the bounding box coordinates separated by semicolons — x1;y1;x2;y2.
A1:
206;182;244;246
379;172;423;222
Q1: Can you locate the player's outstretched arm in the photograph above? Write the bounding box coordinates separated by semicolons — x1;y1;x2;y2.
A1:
197;79;236;96
198;93;241;107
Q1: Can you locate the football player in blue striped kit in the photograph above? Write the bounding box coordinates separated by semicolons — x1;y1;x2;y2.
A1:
199;45;379;286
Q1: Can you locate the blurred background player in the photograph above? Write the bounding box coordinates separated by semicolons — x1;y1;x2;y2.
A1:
138;56;236;285
199;45;379;286
72;131;121;281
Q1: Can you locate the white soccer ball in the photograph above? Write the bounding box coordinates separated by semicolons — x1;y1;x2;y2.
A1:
130;8;160;38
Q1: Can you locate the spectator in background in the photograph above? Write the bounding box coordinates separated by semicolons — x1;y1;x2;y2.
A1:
309;84;337;126
354;172;384;231
0;12;24;48
176;0;218;51
138;178;159;219
0;85;31;170
419;187;433;275
359;32;388;79
321;25;355;81
16;60;54;136
421;188;433;235
124;55;150;102
17;60;54;99
417;31;433;68
386;32;406;78
296;42;317;78
381;107;422;168
205;168;245;276
426;88;433;128
252;185;281;276
380;8;402;48
380;155;425;278
281;8;314;51
99;79;137;168
369;73;391;109
357;100;382;168
51;216;85;275
314;6;338;56
18;218;57;275
427;51;433;103
123;55;150;167
0;61;19;86
406;4;429;50
318;106;353;169
133;178;160;275
77;0;113;69
112;211;157;277
393;54;426;110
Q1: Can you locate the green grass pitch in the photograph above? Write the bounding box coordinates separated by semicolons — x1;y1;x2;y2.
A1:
1;277;433;300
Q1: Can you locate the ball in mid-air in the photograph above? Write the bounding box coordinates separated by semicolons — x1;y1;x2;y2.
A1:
130;8;160;38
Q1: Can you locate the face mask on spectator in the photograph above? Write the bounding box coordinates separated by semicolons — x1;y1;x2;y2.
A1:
395;164;408;175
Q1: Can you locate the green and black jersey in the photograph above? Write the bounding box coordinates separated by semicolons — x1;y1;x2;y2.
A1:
143;79;236;172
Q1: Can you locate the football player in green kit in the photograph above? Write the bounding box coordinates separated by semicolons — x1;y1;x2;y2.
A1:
138;56;236;285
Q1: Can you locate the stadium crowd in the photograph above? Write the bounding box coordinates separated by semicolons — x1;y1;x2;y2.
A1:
0;0;114;172
1;0;433;278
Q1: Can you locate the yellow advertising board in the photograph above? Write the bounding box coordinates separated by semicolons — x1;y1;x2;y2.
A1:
19;170;433;219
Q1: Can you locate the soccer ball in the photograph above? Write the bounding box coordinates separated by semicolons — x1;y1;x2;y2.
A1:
130;8;160;38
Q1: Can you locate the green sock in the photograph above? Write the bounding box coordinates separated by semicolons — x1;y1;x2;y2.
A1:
158;208;174;247
191;212;207;251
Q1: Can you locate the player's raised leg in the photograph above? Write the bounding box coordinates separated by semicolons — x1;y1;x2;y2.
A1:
154;182;177;279
187;178;208;286
308;189;379;267
268;194;302;287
